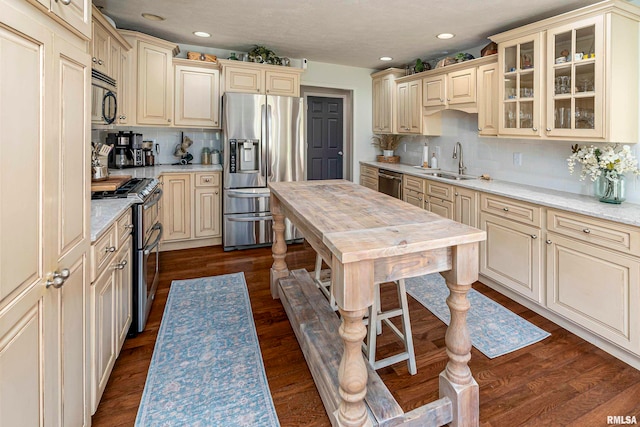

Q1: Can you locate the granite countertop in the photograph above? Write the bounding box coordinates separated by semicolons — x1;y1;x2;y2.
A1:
91;165;223;243
361;161;640;228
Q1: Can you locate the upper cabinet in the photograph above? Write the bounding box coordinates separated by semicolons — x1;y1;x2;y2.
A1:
173;59;221;128
219;59;303;97
371;68;405;133
91;20;110;75
27;0;91;39
396;79;422;134
490;0;640;142
120;30;179;127
91;7;131;79
477;62;499;136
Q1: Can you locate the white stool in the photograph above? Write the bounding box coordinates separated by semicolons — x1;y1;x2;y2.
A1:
362;279;417;375
314;253;337;311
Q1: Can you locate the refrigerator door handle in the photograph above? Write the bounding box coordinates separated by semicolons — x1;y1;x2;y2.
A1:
262;101;268;182
226;191;270;199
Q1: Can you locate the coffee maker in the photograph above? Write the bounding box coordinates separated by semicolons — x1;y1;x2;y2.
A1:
129;132;144;167
106;131;134;168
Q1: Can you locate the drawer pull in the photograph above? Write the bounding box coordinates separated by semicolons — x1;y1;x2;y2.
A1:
204;178;211;182
115;260;128;270
531;234;537;239
46;268;70;289
503;207;509;212
546;239;552;245
105;246;116;253
583;228;591;234
123;224;134;229
455;192;459;196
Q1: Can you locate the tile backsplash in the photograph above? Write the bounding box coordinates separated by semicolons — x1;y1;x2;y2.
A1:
92;127;222;165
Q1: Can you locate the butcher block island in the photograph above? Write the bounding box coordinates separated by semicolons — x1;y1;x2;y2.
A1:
268;180;486;427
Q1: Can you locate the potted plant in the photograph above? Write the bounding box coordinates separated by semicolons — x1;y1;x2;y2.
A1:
372;134;401;157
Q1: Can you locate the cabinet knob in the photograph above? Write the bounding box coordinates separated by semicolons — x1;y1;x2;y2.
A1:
256;89;260;92
583;228;591;234
503;207;509;212
478;127;482;131
123;224;134;229
447;98;450;101
168;118;171;122
418;196;422;201
214;191;219;195
105;246;116;253
115;259;128;270
46;268;70;289
546;127;551;132
56;0;72;5
532;127;538;132
204;178;211;182
98;59;103;66
531;234;538;239
546;239;552;245
92;57;97;63
439;98;444;102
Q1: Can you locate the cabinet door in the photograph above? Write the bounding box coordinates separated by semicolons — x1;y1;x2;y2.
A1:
427;198;454;220
396;82;409;133
407;79;422;133
447;67;476;105
372;77;384;132
161;174;192;241
224;65;263;94
91;21;109;75
117;48;129;124
498;33;543;137
546;232;640;352
545;16;603;139
477;62;499;136
194;187;221;238
51;0;91;39
454;186;478;228
91;267;116;413
360;176;378;191
114;241;132;350
137;40;172;125
109;42;120;86
174;64;221;128
423;75;446;107
480;212;542;302
404;189;425;209
265;70;299;97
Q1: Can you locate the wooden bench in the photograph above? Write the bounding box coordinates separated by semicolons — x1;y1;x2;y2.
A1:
278;269;453;426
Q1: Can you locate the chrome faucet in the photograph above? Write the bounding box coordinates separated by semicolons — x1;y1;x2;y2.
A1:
453;141;466;175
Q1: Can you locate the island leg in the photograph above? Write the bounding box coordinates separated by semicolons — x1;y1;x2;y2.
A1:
440;243;480;427
270;195;289;299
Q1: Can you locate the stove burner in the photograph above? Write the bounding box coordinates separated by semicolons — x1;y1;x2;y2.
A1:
91;177;157;201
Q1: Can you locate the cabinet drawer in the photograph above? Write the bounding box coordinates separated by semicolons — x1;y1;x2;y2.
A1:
404;188;425;208
547;209;640;256
360;165;378;179
195;172;220;187
91;226;117;282
426;180;453;202
403;175;425;193
116;209;133;249
480;193;541;227
428;197;454;220
360;175;378;191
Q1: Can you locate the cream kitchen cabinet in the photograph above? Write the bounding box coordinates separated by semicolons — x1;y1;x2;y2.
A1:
120;30;179;126
220;59;303;97
359;164;379;191
396;79;422;134
173;58;221;128
29;0;91;39
479;194;543;303
546;209;640;353
402;174;426;209
160;171;223;250
371;68;405;133
0;1;90;425
454;186;478;227
116;46;131;124
491;0;640;142
425;180;454;220
477;62;499;136
92;18;110;74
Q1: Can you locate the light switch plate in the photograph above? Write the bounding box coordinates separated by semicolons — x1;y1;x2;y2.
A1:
513;152;522;166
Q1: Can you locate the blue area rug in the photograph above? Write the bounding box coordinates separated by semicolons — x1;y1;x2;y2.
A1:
405;274;550;358
135;272;280;427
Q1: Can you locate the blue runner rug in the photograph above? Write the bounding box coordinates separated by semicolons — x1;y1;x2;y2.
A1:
405;274;550;358
136;272;280;427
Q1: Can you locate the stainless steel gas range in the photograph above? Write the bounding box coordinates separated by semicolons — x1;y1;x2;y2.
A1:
92;177;163;335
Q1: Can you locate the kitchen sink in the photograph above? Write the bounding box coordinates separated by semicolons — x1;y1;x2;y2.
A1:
421;171;476;181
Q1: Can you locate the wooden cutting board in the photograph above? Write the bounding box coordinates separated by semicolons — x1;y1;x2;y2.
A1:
91;175;132;192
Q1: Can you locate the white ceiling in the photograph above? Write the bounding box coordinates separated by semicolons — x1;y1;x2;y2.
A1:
94;0;604;70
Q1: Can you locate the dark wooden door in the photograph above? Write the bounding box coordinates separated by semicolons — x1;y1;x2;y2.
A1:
307;96;343;180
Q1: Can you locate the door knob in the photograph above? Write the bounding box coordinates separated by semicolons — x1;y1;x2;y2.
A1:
338;151;343;156
46;268;70;289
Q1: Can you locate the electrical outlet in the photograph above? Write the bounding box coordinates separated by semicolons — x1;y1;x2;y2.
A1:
513;152;522;166
434;146;441;158
403;142;407;152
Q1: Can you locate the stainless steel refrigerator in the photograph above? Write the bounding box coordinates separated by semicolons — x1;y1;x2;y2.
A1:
223;92;304;250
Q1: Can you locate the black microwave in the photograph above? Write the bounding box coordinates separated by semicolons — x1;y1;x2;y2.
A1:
91;69;117;125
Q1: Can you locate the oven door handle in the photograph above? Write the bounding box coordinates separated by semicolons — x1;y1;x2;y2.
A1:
144;188;163;210
378;172;402;181
226;190;270;199
227;216;273;223
143;223;163;255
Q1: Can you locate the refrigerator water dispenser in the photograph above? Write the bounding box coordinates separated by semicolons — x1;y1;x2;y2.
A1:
229;138;260;173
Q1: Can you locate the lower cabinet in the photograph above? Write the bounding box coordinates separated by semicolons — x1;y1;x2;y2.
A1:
454;186;478;227
480;212;543;303
426;180;455;220
160;171;222;249
360;164;379;191
402;174;425;208
90;211;132;414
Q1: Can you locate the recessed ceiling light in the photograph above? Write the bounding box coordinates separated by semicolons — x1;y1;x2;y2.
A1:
141;13;165;21
379;56;393;61
193;31;211;38
436;33;455;40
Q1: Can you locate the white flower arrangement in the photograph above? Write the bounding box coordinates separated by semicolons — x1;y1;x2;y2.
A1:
567;144;640;182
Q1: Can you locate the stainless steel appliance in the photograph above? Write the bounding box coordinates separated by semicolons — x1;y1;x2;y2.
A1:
91;69;117;125
378;169;403;199
91;178;163;335
223;93;304;250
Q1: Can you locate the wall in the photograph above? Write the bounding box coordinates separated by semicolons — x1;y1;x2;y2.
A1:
391;110;640;204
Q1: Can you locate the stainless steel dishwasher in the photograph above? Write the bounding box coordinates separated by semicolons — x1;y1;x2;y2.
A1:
377;169;403;199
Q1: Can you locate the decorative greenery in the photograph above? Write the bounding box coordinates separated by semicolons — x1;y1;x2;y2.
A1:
248;45;283;65
567;144;640;182
414;58;425;73
371;134;401;151
455;52;475;62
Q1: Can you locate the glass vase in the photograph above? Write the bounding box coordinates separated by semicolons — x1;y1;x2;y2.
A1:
595;174;626;204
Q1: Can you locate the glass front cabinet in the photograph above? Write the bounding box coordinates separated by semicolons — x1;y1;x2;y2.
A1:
545;16;603;138
498;34;543;137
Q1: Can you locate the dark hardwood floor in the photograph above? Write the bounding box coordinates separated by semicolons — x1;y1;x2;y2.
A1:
92;243;640;427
